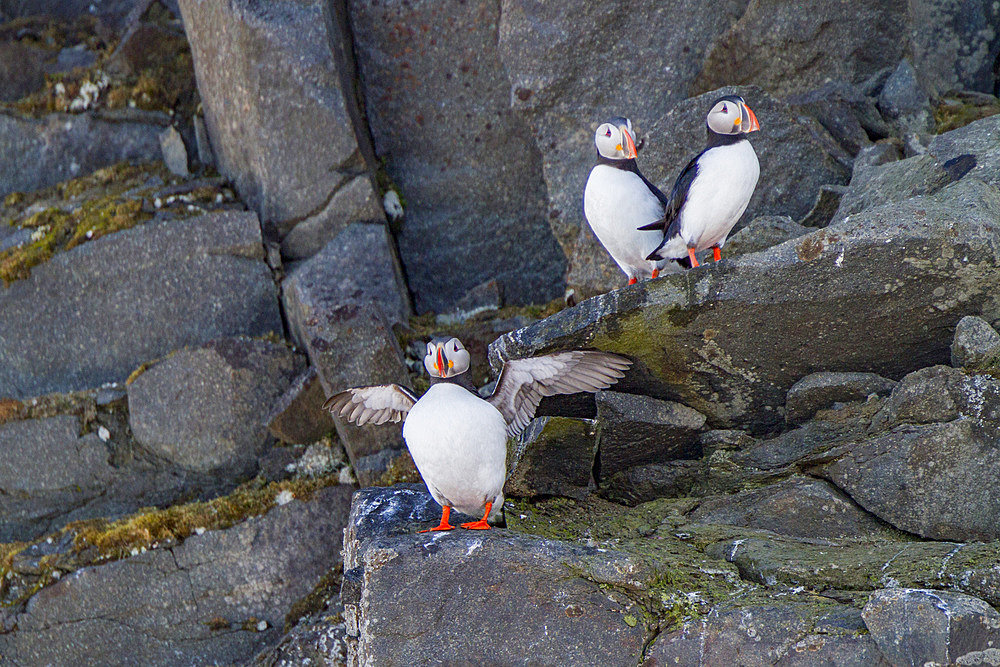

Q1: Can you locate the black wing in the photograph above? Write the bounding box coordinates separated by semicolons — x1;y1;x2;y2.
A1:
486;351;632;438
641;152;703;260
323;385;418;426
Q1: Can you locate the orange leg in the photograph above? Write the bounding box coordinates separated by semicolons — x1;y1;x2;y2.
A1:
687;247;700;268
627;277;637;286
418;505;455;532
461;502;493;530
651;268;660;279
712;246;722;262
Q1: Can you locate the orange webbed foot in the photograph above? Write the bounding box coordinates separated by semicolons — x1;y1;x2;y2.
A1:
687;247;700;268
651;268;660;279
460;502;492;530
713;246;722;262
627;277;637;286
418;506;455;532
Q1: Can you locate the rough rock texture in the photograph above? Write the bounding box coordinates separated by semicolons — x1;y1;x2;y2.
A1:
907;0;1000;96
0;416;114;542
281;222;411;328
928;113;1000;189
0;110;166;198
342;485;648;667
788;81;891;156
693;0;907;98
179;0;367;232
350;0;567;312
878;59;933;134
951;314;1000;369
266;367;333;445
863;589;1000;667
505;416;596;500
595;391;705;479
643;603;887;667
492;177;1000;432
601;461;701;507
0;211;283;399
128;338;303;475
722;215;810;258
785;371;897;424
497;0;750;292
279;175;385;261
688;476;894;541
252;607;349;667
0;485;354;666
820;367;1000;541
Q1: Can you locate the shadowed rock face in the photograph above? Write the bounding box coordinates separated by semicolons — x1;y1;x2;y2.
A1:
491;177;1000;432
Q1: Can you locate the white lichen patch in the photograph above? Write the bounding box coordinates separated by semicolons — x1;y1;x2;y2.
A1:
275;489;295;506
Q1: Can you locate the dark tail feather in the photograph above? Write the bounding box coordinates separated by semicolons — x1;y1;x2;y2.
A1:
645;244;664;261
637;220;664;231
675;256;692;269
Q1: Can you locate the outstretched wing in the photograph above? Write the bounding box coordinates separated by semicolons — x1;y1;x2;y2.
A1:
487;351;632;437
323;385;418;427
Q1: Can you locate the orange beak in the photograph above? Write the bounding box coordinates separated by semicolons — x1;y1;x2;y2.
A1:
621;126;638;159
436;346;447;378
744;103;760;132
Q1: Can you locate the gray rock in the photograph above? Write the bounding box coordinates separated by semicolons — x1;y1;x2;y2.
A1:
179;0;365;229
193;113;214;166
491;178;1000;433
833;154;959;224
600;460;700;507
251;606;349;667
688;476;893;541
0;225;31;253
505;416;596;500
907;0;1000;96
788;81;890;156
0;110;166;199
0;416;114;542
279;175;385;261
0;42;49;102
785;371;896;424
799;185;849;228
863;589;1000;667
595;391;705;479
644;603;887;667
436;279;503;326
497;0;750;292
852;140;903;173
722;216;810;257
0;485;354;667
952;315;1000;369
266;367;333;445
282;222;411;329
870;365;997;430
158;125;189;177
693;0;906;98
877;60;933;134
928;113;1000;189
128;338;303;475
0;210;283;399
342;485;648;667
350;0;567;313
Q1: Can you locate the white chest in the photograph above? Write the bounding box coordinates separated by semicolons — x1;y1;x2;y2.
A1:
584;165;667;274
679;141;759;249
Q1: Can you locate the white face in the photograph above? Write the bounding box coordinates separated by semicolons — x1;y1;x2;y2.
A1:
594;120;638;160
423;337;471;379
706;97;759;135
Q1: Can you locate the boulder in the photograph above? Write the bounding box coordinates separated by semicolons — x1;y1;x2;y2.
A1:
798;185;849;228
350;0;567;312
877;59;933;134
505;416;596;500
722;216;809;258
497;0;751;291
0;110;166;198
279;175;385;261
600;461;701;507
0;485;354;666
693;0;906;98
863;589;1000;667
158;125;190;177
128;338;303;475
785;371;896;424
870;365;1000;430
266;367;333;445
907;0;1000;96
951;315;1000;369
179;0;368;233
490;178;1000;432
0;211;283;399
787;81;890;156
281;222;411;328
688;476;893;541
928;113;1000;189
342;485;648;666
0;416;114;542
595;391;705;479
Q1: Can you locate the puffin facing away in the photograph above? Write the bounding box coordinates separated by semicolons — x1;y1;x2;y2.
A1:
642;96;760;267
584;116;676;285
324;337;631;532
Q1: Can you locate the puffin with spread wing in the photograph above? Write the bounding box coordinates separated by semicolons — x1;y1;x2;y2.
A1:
324;337;631;532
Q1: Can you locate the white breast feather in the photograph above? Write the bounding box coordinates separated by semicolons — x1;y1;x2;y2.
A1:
402;383;508;516
584;165;670;278
679;141;759;251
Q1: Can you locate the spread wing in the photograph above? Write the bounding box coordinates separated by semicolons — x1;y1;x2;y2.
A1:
487;351;632;437
323;385;418;427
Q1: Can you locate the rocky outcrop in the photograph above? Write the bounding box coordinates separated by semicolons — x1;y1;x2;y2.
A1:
0;211;282;399
784;371;896;424
266;367;333;445
505;416;596;500
951;315;1000;369
491;177;1000;432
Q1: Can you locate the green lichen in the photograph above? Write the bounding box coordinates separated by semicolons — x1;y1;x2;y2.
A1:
376;449;422;487
934;97;1000;134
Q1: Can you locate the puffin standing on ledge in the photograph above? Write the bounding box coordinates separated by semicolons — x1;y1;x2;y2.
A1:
643;96;760;268
584;116;674;285
324;337;631;532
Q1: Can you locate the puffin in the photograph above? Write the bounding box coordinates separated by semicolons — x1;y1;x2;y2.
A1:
324;337;631;532
642;95;760;268
583;116;675;285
